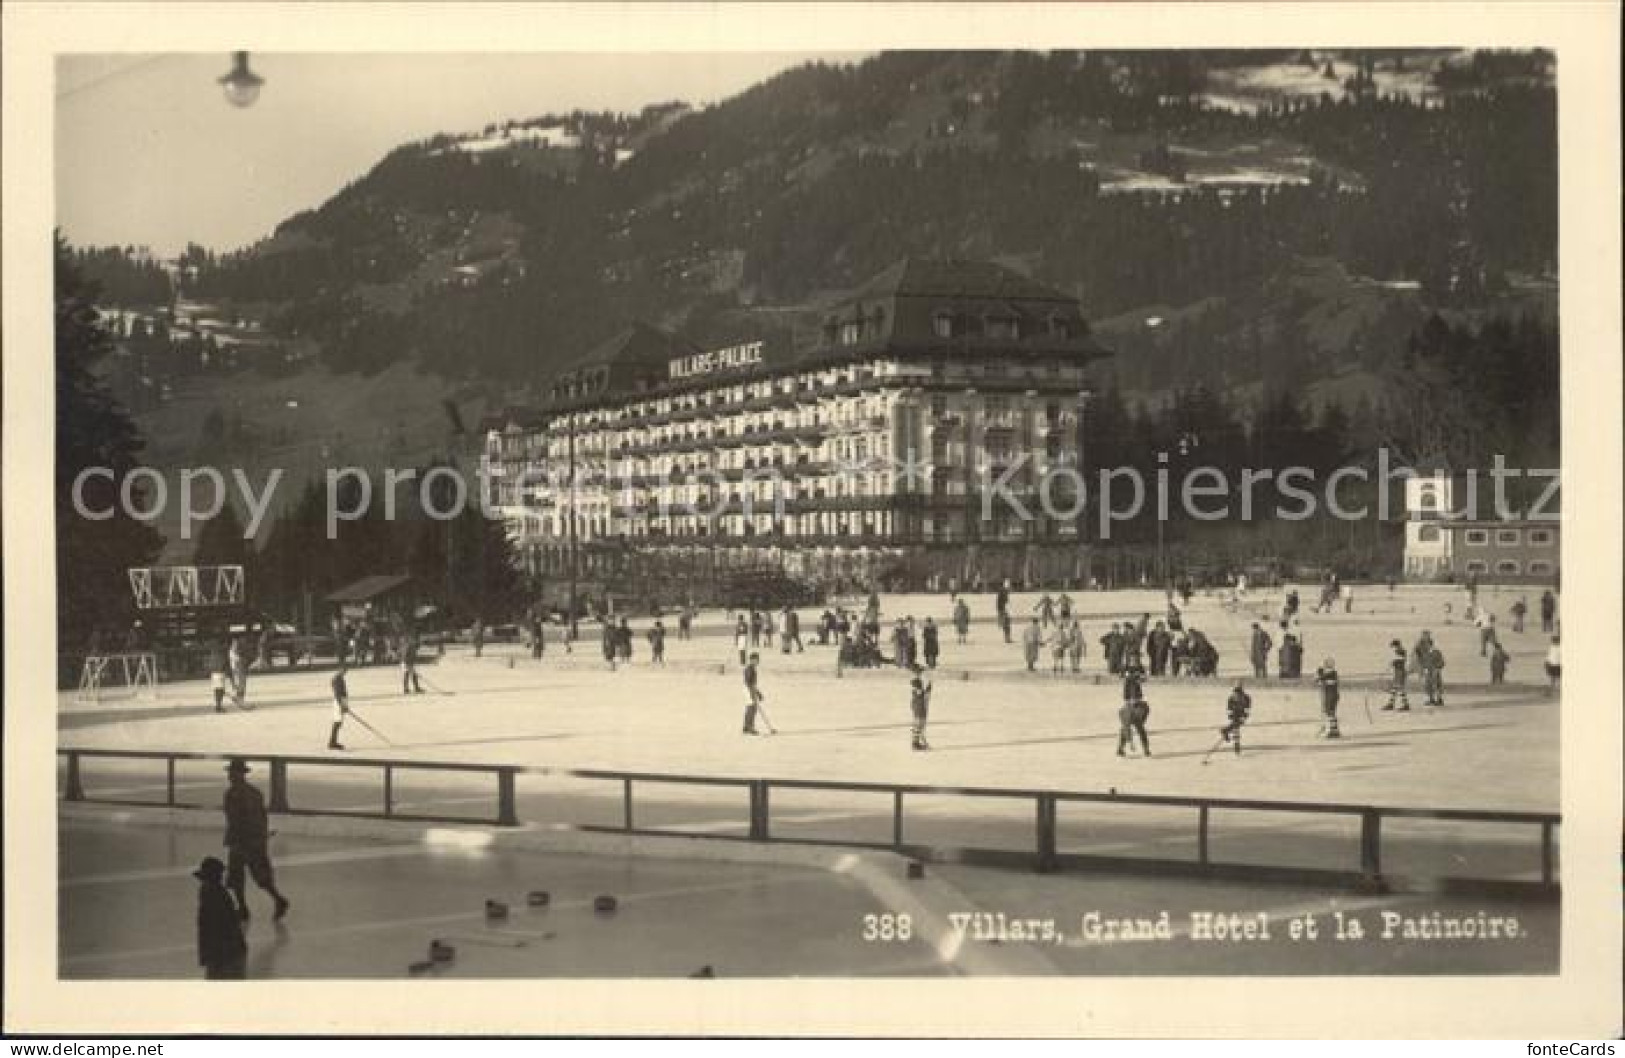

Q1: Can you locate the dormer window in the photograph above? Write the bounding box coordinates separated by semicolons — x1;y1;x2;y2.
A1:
839;320;862;346
986;315;1019;340
932;311;954;339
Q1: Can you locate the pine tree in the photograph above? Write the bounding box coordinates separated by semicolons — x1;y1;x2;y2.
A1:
55;234;165;656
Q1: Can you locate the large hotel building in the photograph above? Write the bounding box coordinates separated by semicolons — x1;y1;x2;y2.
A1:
480;259;1111;587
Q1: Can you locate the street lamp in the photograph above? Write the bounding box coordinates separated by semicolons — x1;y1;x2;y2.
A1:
1157;430;1200;586
218;52;265;109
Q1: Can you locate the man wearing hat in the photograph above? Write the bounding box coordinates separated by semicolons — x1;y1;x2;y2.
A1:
194;856;246;979
908;662;933;751
222;759;290;921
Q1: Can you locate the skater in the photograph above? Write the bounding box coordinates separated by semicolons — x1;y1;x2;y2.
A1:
1146;621;1171;677
998;608;1013;644
1313;657;1341;738
1036;593;1055;628
678;605;694;641
1101;623;1124;676
1057;592;1073;622
1539;590;1556;634
194;856;247;980
228;637;249;708
1049;621;1069;674
327;664;350;749
1343;583;1354;614
953;598;971;645
221;760;290;922
1248;622;1272;679
1423;643;1446;707
741;653;765;735
1279;633;1304;680
995;583;1010;631
1116;691;1151;757
647;620;666;665
1489;640;1509;685
734;616;749;666
471;618;485;659
530;613;546;659
1544;635;1561;695
1382;639;1411;711
1067;617;1085;673
1022;618;1042;671
208;641;229;712
1510;597;1527;634
1479;614;1499;658
1220;680;1252;753
400;634;423;694
618;617;635;663
909;662;933;751
784;608;803;653
922;617;940;669
1120;659;1146;708
601;618;617;663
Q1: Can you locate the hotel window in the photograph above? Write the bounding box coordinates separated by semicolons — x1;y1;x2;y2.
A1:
1529;529;1554;546
1464;559;1489;574
932;312;954;339
1528;560;1555;576
840;321;862;346
1048;314;1073;339
1495;559;1521;576
1496;528;1521;546
1464;529;1490;546
1416;486;1438;512
1418;525;1441;543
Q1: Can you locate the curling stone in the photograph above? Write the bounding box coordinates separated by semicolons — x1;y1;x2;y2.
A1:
429;939;456;962
484;899;509;920
906;861;925;880
689;965;715;978
527;890;550;908
593;894;618;914
408;960;435;976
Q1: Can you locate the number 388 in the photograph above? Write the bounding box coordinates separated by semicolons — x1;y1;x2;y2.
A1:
862;913;913;942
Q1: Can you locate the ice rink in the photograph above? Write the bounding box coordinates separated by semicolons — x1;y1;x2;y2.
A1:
56;585;1562;978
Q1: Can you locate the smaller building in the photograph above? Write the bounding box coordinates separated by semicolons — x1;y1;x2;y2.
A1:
1442;520;1560;585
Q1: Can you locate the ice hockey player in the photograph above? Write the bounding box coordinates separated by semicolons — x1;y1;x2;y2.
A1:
1313;657;1341;738
1423;643;1446;707
741;653;765;735
1489;640;1510;684
909;662;933;751
1249;622;1273;679
1382;639;1411;711
328;664;350;750
1220;679;1252;754
1022;617;1043;671
1116;690;1151;758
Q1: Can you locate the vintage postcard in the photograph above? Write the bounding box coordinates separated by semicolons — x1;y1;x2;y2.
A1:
4;1;1620;1039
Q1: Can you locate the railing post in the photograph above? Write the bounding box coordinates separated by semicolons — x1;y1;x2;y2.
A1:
623;778;634;831
268;759;290;813
1357;809;1386;892
1540;821;1554;885
748;781;770;841
166;758;177;807
892;790;904;848
1197;804;1210;866
383;765;393;818
496;768;519;827
63;752;85;802
1035;794;1058;873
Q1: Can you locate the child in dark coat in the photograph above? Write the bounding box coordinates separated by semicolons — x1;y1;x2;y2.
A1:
195;856;246;979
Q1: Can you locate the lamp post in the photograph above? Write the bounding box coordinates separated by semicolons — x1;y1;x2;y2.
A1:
1075;389;1093;587
1157;431;1200;586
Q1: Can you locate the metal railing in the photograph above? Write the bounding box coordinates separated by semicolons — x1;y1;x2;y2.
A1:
57;747;1560;896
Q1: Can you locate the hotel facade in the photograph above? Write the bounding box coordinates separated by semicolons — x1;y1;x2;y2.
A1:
480;259;1111;588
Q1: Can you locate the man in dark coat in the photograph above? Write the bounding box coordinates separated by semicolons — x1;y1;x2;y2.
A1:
222;759;290;921
1116;692;1151;757
1249;622;1273;679
1539;590;1556;633
195;856;247;979
1146;621;1171;677
921;617;940;669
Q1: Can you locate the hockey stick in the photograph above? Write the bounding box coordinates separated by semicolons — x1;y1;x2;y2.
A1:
344;705;395;746
415;671;456;696
752;697;779;735
1199;730;1231;765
